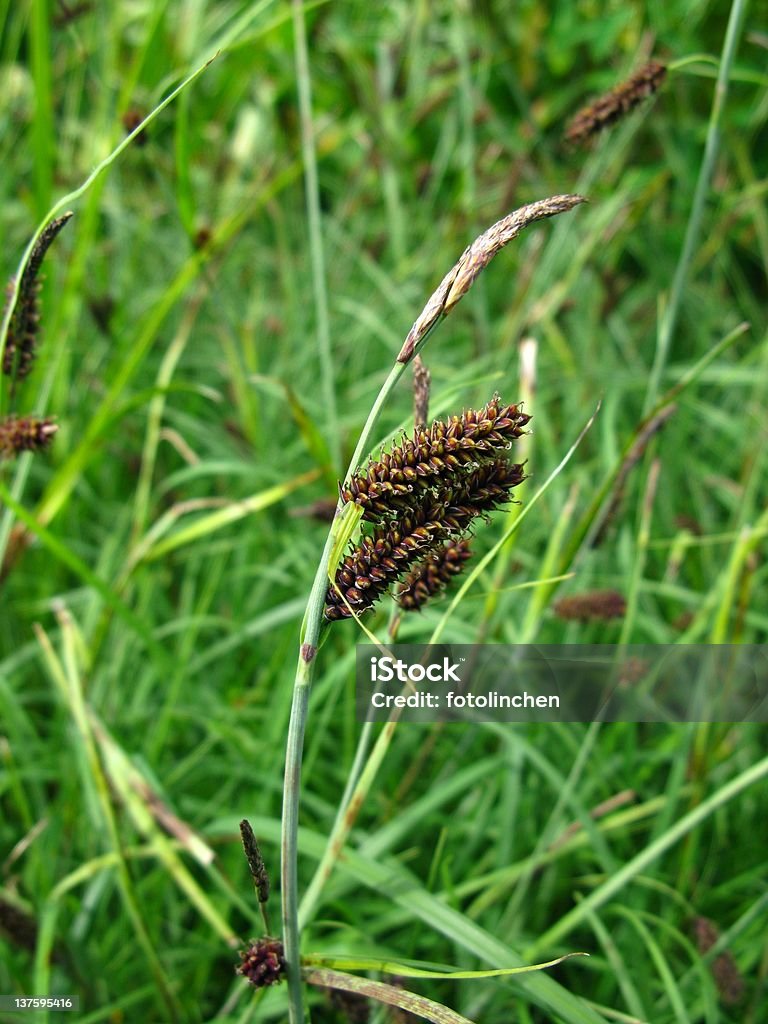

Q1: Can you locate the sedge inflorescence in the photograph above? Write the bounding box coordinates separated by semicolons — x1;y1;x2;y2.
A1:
0;213;71;460
565;60;667;147
236;937;286;988
325;396;529;621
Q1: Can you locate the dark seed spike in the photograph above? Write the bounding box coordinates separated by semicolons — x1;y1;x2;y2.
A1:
565;60;667;147
326;398;530;621
340;397;529;523
3;213;73;381
0;416;58;459
397;539;473;611
239;819;270;905
21;214;74;291
553;590;627;622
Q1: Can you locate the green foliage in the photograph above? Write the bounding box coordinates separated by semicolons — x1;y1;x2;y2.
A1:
1;2;766;1022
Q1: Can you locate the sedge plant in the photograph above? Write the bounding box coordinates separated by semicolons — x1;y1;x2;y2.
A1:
278;194;586;1023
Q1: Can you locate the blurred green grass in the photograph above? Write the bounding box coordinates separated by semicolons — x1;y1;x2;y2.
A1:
1;2;767;1022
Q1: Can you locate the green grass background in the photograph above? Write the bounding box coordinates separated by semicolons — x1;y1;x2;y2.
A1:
1;1;767;1022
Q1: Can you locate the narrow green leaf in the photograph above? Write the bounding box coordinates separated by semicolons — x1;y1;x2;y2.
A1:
303;951;588;980
141;470;319;561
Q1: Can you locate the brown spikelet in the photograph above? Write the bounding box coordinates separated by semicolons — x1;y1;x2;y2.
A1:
2;213;73;382
690;917;745;1006
325;501;454;621
326;459;524;621
397;539;473;611
590;405;676;547
0;416;58;459
239;819;270;905
236;937;286;988
341;395;530;522
616;656;649;686
397;195;585;364
565;60;667;147
553;590;627;622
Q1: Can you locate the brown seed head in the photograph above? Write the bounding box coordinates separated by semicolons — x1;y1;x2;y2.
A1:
239;820;270;905
341;396;529;522
2;213;72;382
565;60;667;147
327;460;524;621
553;590;627;622
121;108;148;145
397;539;473;611
397;195;585;364
236;937;286;988
690;917;745;1006
0;416;58;459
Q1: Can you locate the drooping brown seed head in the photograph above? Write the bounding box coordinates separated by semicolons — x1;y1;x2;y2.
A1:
327;459;525;621
341;396;530;522
397;195;585;364
2;213;72;383
565;60;667;147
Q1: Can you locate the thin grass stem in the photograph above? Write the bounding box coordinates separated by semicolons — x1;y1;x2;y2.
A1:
644;0;747;413
291;0;340;471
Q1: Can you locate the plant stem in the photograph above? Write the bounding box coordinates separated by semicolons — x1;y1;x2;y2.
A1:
644;0;746;413
291;0;340;471
281;364;405;1022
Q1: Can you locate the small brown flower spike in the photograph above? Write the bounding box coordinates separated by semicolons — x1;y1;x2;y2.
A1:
2;213;72;382
239;820;270;905
0;416;58;459
398;196;584;364
565;60;667;147
553;590;627;622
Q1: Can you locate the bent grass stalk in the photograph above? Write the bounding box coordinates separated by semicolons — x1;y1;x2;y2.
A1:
280;195;585;1022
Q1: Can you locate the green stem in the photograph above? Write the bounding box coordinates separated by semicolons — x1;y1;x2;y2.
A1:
281;363;405;1022
291;0;340;471
644;0;747;413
